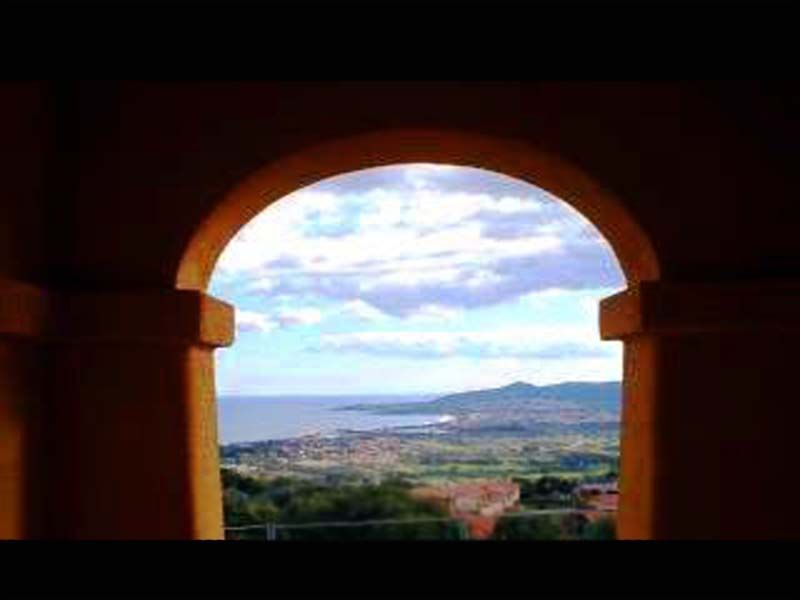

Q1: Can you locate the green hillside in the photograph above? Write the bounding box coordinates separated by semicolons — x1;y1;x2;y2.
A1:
339;381;621;415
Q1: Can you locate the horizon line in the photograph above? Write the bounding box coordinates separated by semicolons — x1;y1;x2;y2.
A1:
217;379;622;398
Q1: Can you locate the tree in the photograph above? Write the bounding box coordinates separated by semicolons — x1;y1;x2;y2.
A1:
221;470;463;541
492;515;561;540
582;516;616;540
561;512;589;539
221;468;268;495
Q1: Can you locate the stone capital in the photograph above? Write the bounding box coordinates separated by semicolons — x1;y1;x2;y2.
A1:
600;280;800;340
0;278;233;348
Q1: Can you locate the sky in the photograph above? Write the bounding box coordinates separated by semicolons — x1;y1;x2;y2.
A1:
209;164;625;396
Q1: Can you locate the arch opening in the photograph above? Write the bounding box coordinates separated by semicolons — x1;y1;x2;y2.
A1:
207;153;641;540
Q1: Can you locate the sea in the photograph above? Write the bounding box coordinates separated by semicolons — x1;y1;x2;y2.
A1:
217;395;445;445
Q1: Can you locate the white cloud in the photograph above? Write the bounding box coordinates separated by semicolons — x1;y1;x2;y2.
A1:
338;299;459;324
250;276;277;292
211;164;623;321
340;299;389;322
234;306;324;334
406;304;462;322
519;287;571;302
580;296;601;319
357;187;543;232
360;266;464;290
403;163;460;190
275;307;323;327
235;309;278;334
211;165;627;394
316;326;615;360
216;179;565;279
464;269;504;289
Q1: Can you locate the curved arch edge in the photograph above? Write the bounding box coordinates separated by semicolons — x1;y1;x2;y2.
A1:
176;129;661;291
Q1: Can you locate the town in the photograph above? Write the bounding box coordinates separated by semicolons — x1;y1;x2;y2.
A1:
221;382;621;540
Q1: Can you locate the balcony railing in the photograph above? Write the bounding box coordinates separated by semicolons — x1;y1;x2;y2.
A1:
224;507;617;540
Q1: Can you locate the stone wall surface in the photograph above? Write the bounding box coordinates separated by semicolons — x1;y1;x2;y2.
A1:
1;81;799;538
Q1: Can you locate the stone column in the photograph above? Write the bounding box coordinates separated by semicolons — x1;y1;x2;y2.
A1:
601;281;800;539
45;289;234;539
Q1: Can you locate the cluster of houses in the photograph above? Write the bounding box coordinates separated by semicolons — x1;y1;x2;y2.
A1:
411;481;521;538
411;481;521;518
410;479;619;538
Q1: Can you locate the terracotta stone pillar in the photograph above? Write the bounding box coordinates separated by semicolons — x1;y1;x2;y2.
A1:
45;290;234;539
601;281;800;539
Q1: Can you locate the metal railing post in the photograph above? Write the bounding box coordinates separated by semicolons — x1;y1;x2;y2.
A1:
265;522;277;541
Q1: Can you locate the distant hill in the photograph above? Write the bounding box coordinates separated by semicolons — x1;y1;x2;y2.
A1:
339;381;621;415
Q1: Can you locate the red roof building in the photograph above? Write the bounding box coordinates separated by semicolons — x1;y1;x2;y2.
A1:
411;481;520;539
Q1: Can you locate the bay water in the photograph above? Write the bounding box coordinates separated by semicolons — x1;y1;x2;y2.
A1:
218;395;442;444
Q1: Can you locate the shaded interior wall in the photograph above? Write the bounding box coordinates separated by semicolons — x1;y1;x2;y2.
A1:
0;83;50;538
2;81;800;538
0;83;47;282
615;328;800;539
651;332;800;539
55;81;800;288
54;81;799;540
46;343;222;539
0;340;44;538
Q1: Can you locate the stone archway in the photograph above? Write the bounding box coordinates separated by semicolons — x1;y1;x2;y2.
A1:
176;129;661;540
3;83;797;542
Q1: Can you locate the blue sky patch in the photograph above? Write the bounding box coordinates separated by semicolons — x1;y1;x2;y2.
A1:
210;164;625;395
